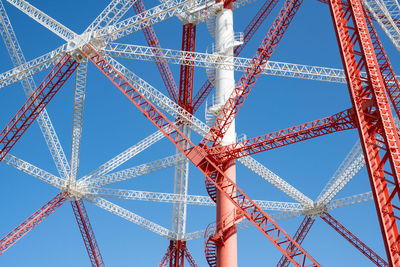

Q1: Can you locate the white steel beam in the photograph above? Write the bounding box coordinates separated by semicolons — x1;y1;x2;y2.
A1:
85;188;303;211
171;125;190;239
78;128;168;184
0;2;70;178
3;154;64;188
316;141;365;205
83;154;182;188
363;0;400;51
0;44;66;89
86;196;176;239
105;43;350;84
84;0;136;34
68;60;88;185
5;0;76;41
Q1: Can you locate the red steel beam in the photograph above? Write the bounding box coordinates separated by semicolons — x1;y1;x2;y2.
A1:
277;216;316;267
71;199;104;267
363;5;400;120
83;44;320;267
179;24;196;112
0;192;69;254
191;0;280;113
320;213;388;267
208;108;356;161
132;0;179;103
329;0;400;265
159;244;172;267
184;244;198;267
200;0;303;147
0;54;78;161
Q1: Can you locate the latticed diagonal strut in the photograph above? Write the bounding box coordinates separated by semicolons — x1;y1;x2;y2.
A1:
207;108;356;161
0;54;79;161
329;0;400;265
0;192;69;254
320;213;388;267
82;45;320;266
71;199;104;267
132;0;178;103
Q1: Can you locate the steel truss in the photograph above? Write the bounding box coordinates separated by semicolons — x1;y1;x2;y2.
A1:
0;0;399;265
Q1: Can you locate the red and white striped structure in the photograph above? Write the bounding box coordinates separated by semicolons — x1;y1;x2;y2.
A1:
0;0;399;266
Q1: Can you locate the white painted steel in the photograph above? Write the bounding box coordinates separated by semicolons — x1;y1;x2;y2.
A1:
0;2;70;178
5;0;76;41
84;155;183;188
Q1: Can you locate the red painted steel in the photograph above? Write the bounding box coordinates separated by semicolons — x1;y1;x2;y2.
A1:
0;192;69;254
0;54;78;161
277;216;316;267
191;0;280;114
71;199;104;267
200;0;303;147
159;244;172;267
208;108;356;161
132;0;179;103
184;244;198;267
178;23;196;112
83;45;320;266
329;0;400;265
159;240;197;267
363;5;400;119
169;240;185;267
320;213;388;267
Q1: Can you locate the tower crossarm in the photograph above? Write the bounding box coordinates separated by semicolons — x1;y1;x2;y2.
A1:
207;108;356;161
0;54;79;162
71;199;105;267
200;0;304;147
2;154;64;188
0;2;71;178
78;128;168;184
84;0;135;34
133;0;179;103
101;56;313;207
320;212;389;267
86;196;176;239
5;0;76;41
83;44;320;266
83;154;183;188
0;192;69;255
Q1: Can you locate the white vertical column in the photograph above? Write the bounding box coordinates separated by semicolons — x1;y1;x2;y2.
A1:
214;6;238;267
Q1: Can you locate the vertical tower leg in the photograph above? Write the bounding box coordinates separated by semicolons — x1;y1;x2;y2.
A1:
214;1;237;266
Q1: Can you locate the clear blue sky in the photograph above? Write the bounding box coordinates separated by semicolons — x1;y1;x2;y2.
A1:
0;0;399;266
